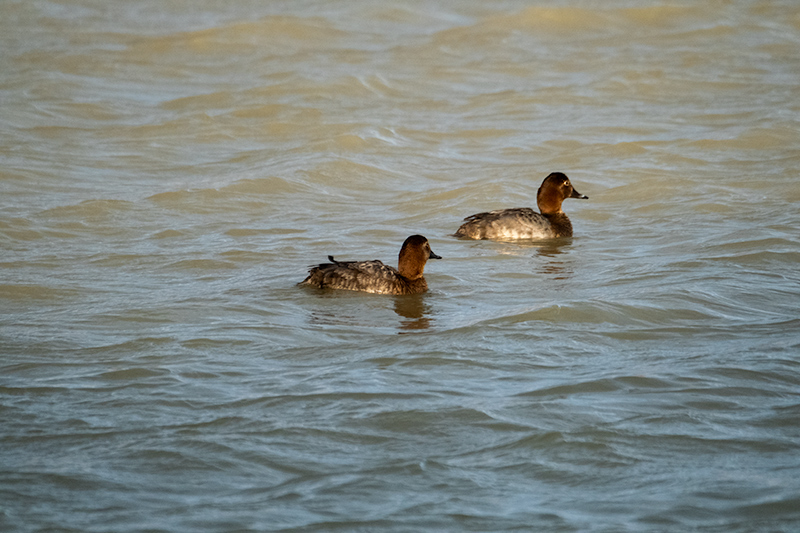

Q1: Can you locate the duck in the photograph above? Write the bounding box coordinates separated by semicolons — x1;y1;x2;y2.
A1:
299;235;441;295
454;172;588;240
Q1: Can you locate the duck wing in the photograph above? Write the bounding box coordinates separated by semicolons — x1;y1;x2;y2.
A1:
303;259;405;294
456;208;555;239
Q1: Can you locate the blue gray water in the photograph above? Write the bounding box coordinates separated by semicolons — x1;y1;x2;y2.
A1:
2;1;800;531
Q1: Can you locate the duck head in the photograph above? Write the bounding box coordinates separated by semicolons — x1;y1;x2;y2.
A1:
537;172;588;215
398;235;441;280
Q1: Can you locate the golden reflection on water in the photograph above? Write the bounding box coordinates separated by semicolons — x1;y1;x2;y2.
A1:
534;240;575;280
491;239;577;279
394;294;433;331
301;290;433;331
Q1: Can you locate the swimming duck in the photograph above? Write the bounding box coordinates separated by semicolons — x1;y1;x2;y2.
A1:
454;172;588;240
299;235;441;295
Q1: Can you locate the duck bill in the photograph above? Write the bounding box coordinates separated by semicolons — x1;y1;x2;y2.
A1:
570;188;588;200
429;251;442;260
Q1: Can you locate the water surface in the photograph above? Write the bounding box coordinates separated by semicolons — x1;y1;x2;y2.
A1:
2;1;800;531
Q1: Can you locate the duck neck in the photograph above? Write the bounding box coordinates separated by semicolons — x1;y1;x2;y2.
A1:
537;195;563;216
398;260;424;280
543;212;573;238
397;247;425;279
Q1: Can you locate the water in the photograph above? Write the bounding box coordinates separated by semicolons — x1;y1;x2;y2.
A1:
2;0;800;531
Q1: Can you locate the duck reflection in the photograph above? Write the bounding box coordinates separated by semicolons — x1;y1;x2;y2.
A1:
393;294;433;331
303;291;434;331
533;239;574;279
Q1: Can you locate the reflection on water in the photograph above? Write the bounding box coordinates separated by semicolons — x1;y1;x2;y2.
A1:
300;289;433;331
394;294;433;331
491;239;577;279
534;239;575;279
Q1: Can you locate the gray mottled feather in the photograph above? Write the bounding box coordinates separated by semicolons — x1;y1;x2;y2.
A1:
301;258;423;295
456;208;571;240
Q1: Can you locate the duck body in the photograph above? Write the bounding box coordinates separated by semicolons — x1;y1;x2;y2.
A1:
455;172;588;240
456;208;572;240
299;235;440;295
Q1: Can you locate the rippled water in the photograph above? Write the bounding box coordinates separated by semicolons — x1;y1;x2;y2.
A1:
2;1;800;531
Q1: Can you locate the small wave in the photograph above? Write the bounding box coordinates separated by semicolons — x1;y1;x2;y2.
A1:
690;126;800;151
166;258;237;270
151;229;184;239
40;199;135;220
94;367;170;381
0;284;79;301
146;176;312;213
518;375;672;398
439;4;708;44
125;15;347;60
474;301;717;329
